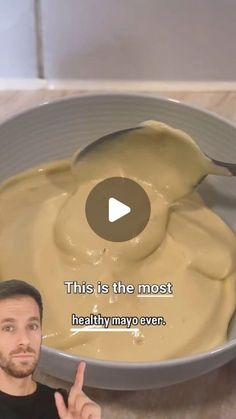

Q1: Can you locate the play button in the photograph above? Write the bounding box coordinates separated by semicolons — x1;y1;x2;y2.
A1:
108;198;131;222
85;177;151;242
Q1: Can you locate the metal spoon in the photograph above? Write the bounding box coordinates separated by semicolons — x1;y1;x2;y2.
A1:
72;126;236;181
72;127;141;165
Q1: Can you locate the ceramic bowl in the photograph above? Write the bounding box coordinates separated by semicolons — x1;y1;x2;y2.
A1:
0;94;236;390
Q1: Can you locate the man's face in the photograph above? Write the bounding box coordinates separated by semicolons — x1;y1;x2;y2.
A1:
0;296;42;379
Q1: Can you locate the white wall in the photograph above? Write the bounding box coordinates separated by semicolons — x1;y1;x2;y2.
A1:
0;0;37;78
40;0;236;81
1;0;236;81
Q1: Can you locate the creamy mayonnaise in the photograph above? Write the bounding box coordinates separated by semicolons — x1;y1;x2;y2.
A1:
0;120;235;361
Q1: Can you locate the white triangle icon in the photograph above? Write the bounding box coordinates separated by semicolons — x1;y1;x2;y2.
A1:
108;197;131;223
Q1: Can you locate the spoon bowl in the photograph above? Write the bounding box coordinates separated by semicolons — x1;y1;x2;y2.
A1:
72;123;235;191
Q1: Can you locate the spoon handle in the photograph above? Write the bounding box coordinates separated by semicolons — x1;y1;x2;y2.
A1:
211;158;236;176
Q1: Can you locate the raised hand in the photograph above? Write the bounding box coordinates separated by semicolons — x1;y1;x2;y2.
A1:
54;361;101;419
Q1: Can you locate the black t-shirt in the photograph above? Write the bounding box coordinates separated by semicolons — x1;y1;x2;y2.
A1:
0;382;68;419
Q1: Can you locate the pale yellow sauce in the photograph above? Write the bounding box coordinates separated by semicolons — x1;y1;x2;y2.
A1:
0;120;235;361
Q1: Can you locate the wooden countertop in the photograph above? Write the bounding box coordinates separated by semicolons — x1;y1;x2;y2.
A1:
1;89;236;419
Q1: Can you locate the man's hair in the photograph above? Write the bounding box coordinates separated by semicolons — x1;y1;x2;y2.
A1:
0;279;43;322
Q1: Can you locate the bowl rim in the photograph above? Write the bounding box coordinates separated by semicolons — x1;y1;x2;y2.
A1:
1;91;236;133
1;92;236;367
41;334;236;368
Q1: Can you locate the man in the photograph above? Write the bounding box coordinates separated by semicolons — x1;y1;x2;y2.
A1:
0;279;101;419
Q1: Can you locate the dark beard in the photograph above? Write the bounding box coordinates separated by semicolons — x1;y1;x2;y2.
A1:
0;349;38;379
1;361;37;378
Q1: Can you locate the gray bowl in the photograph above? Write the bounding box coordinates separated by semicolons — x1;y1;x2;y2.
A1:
1;93;236;390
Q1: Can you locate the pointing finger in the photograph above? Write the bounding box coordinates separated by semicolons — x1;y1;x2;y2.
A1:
68;361;86;407
75;361;86;392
